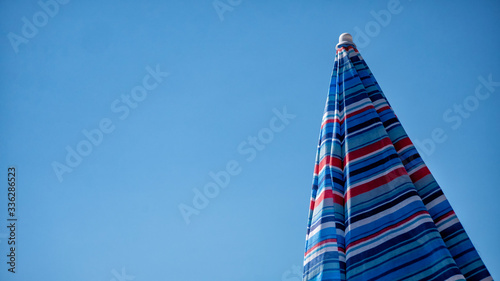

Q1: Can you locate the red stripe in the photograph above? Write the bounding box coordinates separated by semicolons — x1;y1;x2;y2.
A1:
336;46;358;53
314;189;345;209
346;167;407;200
346;210;429;251
321;104;374;130
409;166;430;183
305;238;337;256
315;189;333;207
345;137;392;163
376;105;391;114
315;156;342;175
309;199;315;211
435;210;455;224
346;104;374;120
321;118;341;129
393;137;413;152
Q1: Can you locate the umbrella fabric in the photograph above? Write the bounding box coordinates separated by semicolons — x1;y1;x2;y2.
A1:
303;42;492;281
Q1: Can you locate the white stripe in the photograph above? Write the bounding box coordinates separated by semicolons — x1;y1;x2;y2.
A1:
347;195;421;233
346;213;433;259
304;245;339;265
407;163;425;176
396;143;413;154
345;98;371;113
306;221;336;241
372;99;387;108
348;164;403;190
425;193;446;210
444;275;466;281
346;121;383;139
385;122;399;131
436;216;460;233
323;110;341;121
345;143;392;168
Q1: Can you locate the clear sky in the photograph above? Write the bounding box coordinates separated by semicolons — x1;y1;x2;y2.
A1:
0;0;499;280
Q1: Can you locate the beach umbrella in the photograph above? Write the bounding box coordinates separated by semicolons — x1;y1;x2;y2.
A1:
303;33;492;281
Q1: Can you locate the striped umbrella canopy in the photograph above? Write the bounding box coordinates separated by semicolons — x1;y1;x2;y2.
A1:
303;33;492;281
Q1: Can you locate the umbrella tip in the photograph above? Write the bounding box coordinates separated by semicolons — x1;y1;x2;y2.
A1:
338;33;354;45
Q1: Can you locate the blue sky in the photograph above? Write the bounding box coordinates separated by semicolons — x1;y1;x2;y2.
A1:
0;0;499;280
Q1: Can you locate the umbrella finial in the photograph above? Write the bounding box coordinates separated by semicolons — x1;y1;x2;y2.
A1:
337;33;356;48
